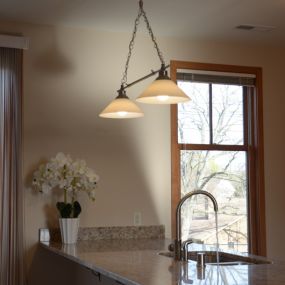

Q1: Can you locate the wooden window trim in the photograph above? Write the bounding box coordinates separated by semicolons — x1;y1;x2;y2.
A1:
170;60;266;256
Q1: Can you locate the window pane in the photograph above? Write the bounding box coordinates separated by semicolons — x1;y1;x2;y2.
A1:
177;82;210;144
212;84;244;145
180;150;248;252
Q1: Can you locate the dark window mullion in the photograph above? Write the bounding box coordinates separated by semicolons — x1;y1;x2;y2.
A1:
178;143;247;151
243;86;249;147
209;84;214;144
243;87;250;251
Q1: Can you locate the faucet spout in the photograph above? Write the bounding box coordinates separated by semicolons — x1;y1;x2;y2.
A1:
174;190;218;261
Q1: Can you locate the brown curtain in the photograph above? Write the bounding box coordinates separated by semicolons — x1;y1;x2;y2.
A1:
0;47;25;285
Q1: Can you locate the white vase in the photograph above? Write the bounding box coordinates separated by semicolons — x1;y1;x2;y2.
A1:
59;218;79;244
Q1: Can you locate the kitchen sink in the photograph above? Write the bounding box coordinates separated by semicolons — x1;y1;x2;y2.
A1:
159;250;272;266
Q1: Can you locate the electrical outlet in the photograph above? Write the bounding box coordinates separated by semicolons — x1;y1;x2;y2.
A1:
134;212;142;226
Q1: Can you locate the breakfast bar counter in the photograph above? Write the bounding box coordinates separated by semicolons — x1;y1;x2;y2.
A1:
40;239;285;285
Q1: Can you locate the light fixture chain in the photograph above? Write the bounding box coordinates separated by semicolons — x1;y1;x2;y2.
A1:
121;9;143;86
141;7;165;66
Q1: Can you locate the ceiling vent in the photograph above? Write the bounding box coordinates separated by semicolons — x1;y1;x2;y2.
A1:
236;25;276;32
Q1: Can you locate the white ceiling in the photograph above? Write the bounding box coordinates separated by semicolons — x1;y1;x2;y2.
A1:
0;0;285;46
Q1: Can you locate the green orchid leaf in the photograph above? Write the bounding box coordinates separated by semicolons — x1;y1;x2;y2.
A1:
73;201;82;218
56;202;72;218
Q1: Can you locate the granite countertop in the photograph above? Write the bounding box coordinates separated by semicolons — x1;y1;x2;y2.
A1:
41;239;285;285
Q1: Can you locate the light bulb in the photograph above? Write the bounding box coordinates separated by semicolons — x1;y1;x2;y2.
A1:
157;95;169;102
117;111;128;117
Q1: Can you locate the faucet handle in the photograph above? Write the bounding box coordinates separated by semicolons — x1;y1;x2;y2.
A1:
182;239;194;261
190;238;204;244
168;242;175;252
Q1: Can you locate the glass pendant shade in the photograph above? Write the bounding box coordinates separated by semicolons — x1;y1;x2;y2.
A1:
136;68;190;104
99;90;144;119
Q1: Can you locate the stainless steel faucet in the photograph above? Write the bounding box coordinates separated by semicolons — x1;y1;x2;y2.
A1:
174;190;219;261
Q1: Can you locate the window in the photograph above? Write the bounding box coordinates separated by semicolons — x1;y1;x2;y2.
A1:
171;61;266;255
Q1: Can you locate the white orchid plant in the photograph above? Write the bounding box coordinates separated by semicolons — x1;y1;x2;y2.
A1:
33;152;99;218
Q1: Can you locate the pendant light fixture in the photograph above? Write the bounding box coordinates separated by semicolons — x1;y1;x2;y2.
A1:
99;0;190;119
136;63;190;104
99;85;144;119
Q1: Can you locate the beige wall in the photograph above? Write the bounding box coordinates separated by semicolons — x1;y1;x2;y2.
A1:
0;20;284;267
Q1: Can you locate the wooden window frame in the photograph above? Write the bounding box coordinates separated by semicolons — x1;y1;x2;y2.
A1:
170;60;266;256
